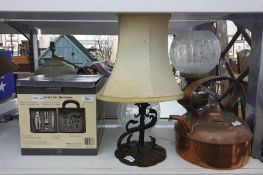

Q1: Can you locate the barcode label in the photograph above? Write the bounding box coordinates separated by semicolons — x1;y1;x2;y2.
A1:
85;137;95;145
124;156;135;162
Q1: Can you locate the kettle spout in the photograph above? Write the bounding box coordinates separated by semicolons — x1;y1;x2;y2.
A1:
169;115;192;133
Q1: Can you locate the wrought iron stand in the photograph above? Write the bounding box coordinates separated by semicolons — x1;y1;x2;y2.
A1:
115;103;166;167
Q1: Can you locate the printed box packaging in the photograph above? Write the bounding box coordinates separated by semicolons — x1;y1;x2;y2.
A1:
17;75;105;155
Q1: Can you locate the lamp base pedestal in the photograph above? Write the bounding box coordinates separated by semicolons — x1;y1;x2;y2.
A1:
180;73;209;84
115;141;166;167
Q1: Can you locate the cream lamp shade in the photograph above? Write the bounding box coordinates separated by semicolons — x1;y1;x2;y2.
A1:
97;14;183;103
170;31;221;75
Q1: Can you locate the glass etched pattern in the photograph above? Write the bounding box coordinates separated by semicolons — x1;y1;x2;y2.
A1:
170;31;221;74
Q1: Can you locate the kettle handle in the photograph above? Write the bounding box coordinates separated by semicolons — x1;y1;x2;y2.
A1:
184;76;238;110
169;115;192;133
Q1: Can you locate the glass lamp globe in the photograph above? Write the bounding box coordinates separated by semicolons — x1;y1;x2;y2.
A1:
118;103;160;134
170;31;221;76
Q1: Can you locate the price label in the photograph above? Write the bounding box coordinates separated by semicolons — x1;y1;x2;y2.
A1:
232;121;242;126
32;95;43;102
81;96;93;102
124;155;135;162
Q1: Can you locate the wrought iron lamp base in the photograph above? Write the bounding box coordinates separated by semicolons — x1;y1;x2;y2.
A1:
115;103;166;167
115;141;166;167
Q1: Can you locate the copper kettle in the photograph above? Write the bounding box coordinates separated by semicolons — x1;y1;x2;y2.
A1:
169;76;253;169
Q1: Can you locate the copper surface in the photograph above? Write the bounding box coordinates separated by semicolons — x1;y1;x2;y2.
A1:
169;115;191;133
169;75;253;169
170;111;253;145
184;76;236;108
176;133;251;169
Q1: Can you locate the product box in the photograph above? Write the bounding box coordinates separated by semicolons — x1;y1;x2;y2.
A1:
16;75;106;155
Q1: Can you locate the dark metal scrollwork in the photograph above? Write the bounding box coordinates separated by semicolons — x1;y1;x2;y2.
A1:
117;103;158;152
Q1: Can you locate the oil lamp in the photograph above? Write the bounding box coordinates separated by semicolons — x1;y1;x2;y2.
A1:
170;31;221;109
97;14;183;167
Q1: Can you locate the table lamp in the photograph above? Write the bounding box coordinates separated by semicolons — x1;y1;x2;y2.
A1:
97;14;183;167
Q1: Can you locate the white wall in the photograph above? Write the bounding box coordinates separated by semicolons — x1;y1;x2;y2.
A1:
227;20;238;36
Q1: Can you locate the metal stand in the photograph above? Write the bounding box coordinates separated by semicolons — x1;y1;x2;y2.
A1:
243;20;263;160
226;14;263;160
115;103;166;167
